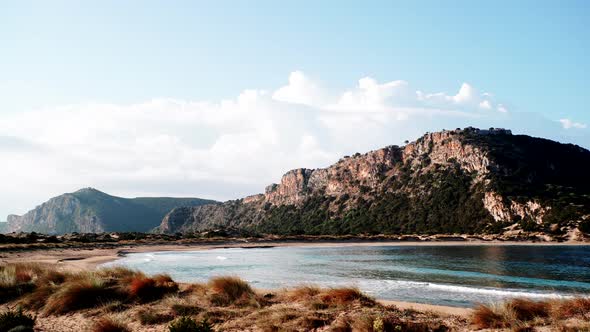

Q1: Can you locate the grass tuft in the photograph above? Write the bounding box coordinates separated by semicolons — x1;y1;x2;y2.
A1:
471;303;508;329
208;276;256;306
91;317;131;332
0;264;42;303
43;278;124;315
0;308;36;332
320;287;376;307
128;274;179;302
507;298;550;321
472;297;590;329
19;285;56;310
551;297;590;319
287;285;320;301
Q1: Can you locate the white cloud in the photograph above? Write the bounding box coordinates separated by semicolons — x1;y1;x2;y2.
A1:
479;100;492;110
416;82;502;112
272;71;326;106
0;71;586;219
559;118;587;129
497;104;508;113
332;77;410;111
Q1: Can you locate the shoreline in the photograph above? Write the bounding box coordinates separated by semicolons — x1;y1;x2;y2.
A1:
3;239;588;270
1;239;586;318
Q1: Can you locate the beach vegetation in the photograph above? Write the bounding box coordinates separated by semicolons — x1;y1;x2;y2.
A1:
0;263;45;303
207;276;257;307
319;287;376;307
0;308;35;332
128;274;179;302
0;263;587;331
136;309;174;325
100;300;129;313
91;317;131;332
471;298;590;330
170;303;202;316
169;317;213;332
43;277;125;315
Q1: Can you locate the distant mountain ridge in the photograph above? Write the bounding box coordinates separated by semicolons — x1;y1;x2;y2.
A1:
155;127;590;240
3;188;216;234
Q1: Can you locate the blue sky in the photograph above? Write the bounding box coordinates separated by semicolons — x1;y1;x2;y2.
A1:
2;1;589;117
0;1;589;219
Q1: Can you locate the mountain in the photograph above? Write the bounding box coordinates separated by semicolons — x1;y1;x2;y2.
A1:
3;188;216;234
155;128;590;239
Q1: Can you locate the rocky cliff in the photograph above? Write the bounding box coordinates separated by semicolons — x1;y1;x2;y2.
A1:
3;188;216;234
156;128;590;238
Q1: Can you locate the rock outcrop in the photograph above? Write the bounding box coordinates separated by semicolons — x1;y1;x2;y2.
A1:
156;127;590;237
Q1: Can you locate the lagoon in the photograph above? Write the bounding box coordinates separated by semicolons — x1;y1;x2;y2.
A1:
102;244;590;307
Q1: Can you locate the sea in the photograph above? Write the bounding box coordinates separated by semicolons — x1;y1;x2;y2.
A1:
101;244;590;307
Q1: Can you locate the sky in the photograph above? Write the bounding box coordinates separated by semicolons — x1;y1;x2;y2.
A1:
0;1;589;220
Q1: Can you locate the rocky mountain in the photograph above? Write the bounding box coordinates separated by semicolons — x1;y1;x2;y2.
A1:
155;128;590;239
3;188;216;234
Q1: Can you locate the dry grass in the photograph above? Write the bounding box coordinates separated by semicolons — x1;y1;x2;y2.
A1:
19;284;57;310
328;309;444;332
91;317;131;332
557;321;590;332
508;298;550;321
171;303;203;316
319;287;376;307
128;274;179;302
219;304;331;331
100;300;129;313
43;278;124;315
286;285;321;301
471;297;590;330
97;267;144;280
551;297;590;319
182;282;208;296
136;308;174;325
471;303;507;329
285;285;376;311
0;263;48;303
208;276;257;306
5;262;588;332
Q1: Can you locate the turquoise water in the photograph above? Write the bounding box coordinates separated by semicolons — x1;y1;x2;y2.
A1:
102;245;590;307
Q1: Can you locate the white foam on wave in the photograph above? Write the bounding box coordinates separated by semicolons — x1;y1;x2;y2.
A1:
372;279;574;299
427;283;571;299
216;256;228;260
142;253;156;263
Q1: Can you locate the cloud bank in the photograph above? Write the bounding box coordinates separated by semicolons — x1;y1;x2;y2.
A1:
0;71;587;219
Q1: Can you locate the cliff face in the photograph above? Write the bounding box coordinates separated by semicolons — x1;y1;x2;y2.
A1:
157;128;590;238
5;193;104;234
3;188;216;234
262;146;402;207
